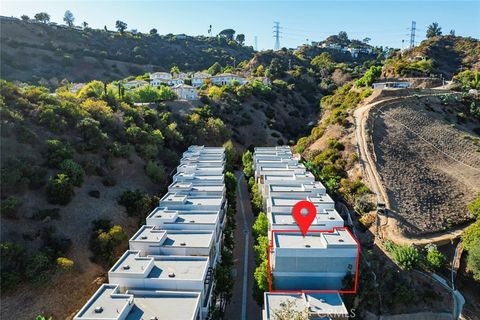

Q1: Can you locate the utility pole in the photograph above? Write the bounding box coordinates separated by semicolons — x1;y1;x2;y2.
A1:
409;21;416;48
288;58;291;70
273;21;281;50
254;36;258;51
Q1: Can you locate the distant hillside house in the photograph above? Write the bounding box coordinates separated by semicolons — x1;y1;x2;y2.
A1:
173;84;198;100
192;72;211;88
124;79;149;90
69;83;86;93
372;81;411;90
211;73;247;86
176;72;189;80
168;78;185;86
150;72;172;86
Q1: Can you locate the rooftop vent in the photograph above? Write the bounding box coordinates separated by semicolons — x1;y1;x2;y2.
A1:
94;306;103;313
190;220;195;223
168;272;176;278
156;215;162;218
329;217;335;220
140;235;148;240
122;264;130;270
180;242;186;246
338;239;345;242
151;317;159;320
305;244;311;248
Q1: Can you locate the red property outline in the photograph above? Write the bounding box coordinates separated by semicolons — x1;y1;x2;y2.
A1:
267;227;360;294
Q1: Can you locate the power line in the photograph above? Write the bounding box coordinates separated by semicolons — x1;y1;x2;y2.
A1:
273;21;281;50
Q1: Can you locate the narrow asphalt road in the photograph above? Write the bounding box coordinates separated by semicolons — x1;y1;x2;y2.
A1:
224;172;261;320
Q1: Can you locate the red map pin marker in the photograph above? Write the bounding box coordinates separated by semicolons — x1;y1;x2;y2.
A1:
292;200;317;236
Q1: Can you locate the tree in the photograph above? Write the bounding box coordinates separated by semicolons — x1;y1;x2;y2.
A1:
149;28;158;36
46;173;74;205
253;212;268;239
219;29;236;41
426;22;442;38
145;161;165;184
115;20;127;34
311;52;335;73
34;12;50;23
338;31;349;44
63;10;74;27
242;150;254;178
265;58;285;79
20;15;29;21
449;29;456;36
82;21;88;29
235;34;245;45
56;257;74;271
363;37;371;44
253;259;269;303
170;65;180;75
355;65;382;87
207;62;222;75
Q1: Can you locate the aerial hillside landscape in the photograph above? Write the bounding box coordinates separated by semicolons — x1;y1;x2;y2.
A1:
1;3;480;320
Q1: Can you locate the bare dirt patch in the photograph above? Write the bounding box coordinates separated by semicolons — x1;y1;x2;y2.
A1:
369;96;480;236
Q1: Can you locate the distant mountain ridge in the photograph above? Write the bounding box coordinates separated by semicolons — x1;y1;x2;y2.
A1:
0;17;254;84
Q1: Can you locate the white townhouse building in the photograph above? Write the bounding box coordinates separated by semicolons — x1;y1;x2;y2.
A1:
150;72;173;86
108;251;215;316
263;292;349;320
192;72;211;88
176;72;190;80
74;284;203;320
210;73;247;86
270;229;358;291
129;227;219;265
146;207;225;246
172;84;199;100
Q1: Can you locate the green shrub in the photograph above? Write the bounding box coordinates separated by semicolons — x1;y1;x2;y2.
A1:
56;257;74;271
468;193;480;218
26;252;54;283
425;245;446;271
89;221;127;265
1;197;22;218
60;159;85;187
391;244;419;270
118;189;154;217
46;139;73;168
355;66;382;87
46;173;74;205
253;259;269;303
145;161;165;184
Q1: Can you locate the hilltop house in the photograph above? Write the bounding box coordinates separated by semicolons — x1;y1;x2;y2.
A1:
124;79;149;90
192;72;211;88
211;73;247;86
172;84;198;100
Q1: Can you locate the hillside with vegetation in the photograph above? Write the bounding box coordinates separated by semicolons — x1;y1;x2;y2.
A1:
382;35;480;79
0;17;254;85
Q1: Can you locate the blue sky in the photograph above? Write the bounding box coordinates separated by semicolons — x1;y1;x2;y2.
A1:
1;1;479;50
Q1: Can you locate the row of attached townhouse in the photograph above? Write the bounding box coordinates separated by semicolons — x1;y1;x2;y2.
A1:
75;146;227;320
253;146;359;320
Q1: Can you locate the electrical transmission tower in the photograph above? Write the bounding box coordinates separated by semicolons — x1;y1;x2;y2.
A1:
409;21;416;48
273;21;281;50
254;36;258;51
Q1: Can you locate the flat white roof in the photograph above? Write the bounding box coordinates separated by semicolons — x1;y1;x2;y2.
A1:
269;194;334;207
147;207;220;225
110;251;208;280
74;284;201;320
130;226;214;249
269;208;342;226
263;292;348;320
273;229;357;249
168;181;225;194
159;193;224;207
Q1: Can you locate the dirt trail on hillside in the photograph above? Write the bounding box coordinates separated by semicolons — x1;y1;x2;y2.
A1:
353;90;479;245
